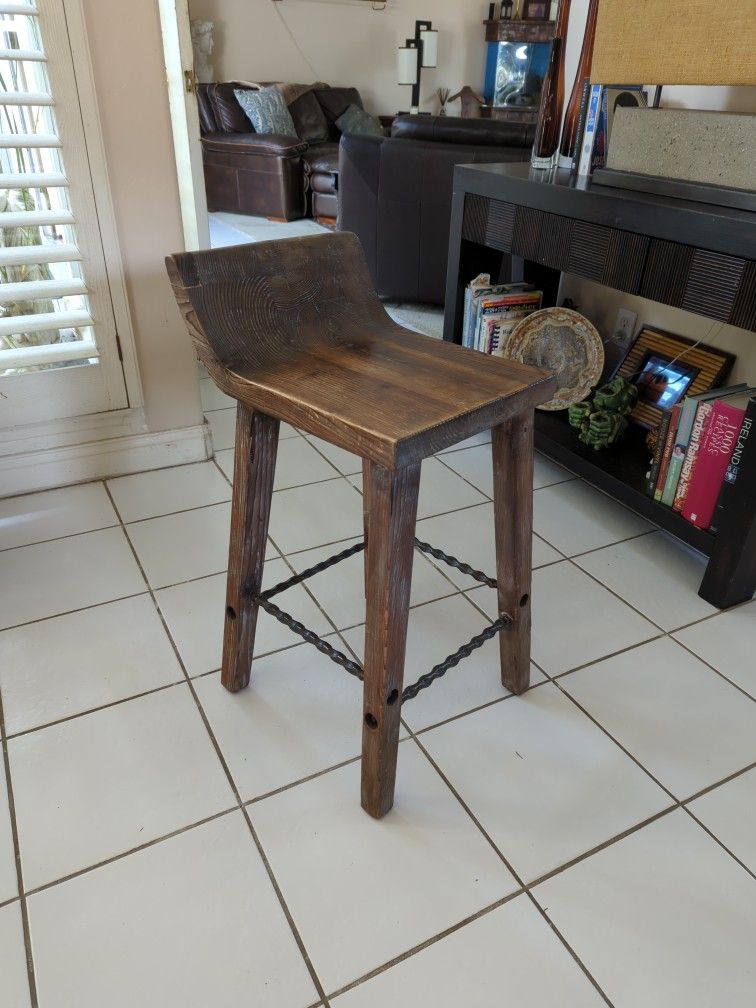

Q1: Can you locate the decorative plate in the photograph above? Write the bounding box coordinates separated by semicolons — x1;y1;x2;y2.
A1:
506;308;604;411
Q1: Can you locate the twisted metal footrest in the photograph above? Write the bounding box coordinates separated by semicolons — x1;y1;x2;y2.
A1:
253;535;509;705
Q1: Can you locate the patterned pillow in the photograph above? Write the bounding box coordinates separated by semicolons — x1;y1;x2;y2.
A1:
234;86;297;137
335;104;383;138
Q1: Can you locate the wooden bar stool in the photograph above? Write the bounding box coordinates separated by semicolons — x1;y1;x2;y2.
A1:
166;233;555;818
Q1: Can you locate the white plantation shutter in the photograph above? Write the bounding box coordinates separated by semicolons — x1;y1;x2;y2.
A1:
0;0;105;376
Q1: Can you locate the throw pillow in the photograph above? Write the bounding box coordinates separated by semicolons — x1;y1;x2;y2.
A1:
335;104;383;138
234;86;297;137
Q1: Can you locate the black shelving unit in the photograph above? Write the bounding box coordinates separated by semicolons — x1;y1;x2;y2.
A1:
443;162;756;608
534;411;714;556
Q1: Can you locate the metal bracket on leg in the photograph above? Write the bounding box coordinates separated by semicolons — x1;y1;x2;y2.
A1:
252;536;511;704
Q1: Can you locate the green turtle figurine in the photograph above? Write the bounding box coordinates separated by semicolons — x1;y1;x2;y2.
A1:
567;377;638;450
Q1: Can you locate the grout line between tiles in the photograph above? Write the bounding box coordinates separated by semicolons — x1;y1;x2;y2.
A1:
404;729;616;1008
325;888;527;1001
103;483;333;1008
0;520;121;555
0;688;39;1007
22;807;238;899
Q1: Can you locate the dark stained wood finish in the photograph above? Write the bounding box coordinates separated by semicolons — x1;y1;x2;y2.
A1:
361;458;372;599
492;414;533;694
445;162;756;610
165;233;554;470
221;406;279;692
361;462;421;818
167;232;556;817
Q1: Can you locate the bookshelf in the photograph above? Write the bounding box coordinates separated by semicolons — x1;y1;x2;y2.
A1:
443;162;756;608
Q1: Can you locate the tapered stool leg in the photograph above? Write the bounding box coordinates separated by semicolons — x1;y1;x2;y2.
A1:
221;406;279;693
492;412;534;695
361;462;421;818
361;459;372;598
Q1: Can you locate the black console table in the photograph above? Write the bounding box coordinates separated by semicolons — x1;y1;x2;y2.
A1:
443;162;756;609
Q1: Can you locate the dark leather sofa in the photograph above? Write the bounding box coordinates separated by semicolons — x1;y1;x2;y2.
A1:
196;82;367;221
338;115;535;305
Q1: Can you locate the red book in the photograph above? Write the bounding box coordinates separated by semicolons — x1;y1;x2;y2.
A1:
673;401;713;512
683;400;747;529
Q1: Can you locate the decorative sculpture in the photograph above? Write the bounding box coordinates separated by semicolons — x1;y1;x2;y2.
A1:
448;86;484;118
190;20;215;84
568;376;638;449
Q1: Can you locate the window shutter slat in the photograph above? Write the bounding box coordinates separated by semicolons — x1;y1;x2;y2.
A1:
0;277;86;302
0;170;67;187
0;132;61;147
0;337;97;369
0;208;73;228
0;243;81;267
0;307;92;338
1;91;53;105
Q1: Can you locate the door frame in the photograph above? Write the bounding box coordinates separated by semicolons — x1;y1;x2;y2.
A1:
157;0;210;252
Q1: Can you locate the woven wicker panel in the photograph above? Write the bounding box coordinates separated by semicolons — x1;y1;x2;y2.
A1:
591;0;756;85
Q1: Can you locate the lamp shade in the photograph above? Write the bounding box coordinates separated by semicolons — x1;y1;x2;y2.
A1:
591;0;756;86
419;27;438;68
397;43;418;85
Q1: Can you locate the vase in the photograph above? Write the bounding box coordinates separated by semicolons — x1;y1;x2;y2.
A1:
558;0;599;168
530;0;571;169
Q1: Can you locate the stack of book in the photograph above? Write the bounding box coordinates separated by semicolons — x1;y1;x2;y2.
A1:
646;385;756;532
462;274;542;355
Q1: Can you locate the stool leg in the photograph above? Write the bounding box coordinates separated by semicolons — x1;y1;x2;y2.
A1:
361;459;372;598
221;406;279;693
361;462;421;818
492;412;533;695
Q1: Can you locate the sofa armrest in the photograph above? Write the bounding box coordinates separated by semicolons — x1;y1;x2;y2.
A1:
201;132;309;158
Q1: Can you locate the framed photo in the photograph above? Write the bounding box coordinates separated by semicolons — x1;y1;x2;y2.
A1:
522;1;549;19
617;326;735;429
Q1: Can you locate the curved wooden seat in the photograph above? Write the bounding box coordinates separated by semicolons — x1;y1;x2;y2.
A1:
166;232;554;467
166;231;556;818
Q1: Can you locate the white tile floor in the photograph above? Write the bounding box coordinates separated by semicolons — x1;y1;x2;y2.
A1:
0;213;753;1004
1;418;754;1007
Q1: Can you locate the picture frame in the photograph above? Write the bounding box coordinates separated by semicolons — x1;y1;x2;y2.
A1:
617;326;735;429
521;0;549;20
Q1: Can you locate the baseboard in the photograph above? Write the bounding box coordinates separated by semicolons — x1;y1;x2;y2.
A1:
0;421;213;497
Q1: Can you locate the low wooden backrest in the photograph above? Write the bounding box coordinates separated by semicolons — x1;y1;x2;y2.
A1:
165;231;396;382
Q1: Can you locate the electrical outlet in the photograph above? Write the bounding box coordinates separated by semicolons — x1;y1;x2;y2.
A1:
611;308;637;354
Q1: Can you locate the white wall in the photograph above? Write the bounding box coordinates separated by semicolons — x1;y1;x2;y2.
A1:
187;0;490;115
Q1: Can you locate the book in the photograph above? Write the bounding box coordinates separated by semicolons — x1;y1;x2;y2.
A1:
487;300;541;356
646;408;672;497
655;404;681;501
673;400;714;512
475;291;541;353
710;395;756;534
462;276;533;349
571;78;591;173
660;384;747;508
684;389;756;530
577;83;602;176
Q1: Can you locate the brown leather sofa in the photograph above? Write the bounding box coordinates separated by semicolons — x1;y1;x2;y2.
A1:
338;115;535;304
197;82;367;221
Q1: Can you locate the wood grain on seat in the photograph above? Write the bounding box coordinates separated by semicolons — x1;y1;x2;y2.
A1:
166;232;555;467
